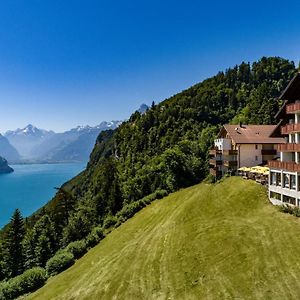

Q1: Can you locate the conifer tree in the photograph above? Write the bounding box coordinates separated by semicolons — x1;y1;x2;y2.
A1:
5;208;25;277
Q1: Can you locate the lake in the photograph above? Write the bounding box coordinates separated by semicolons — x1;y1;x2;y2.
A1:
0;163;86;228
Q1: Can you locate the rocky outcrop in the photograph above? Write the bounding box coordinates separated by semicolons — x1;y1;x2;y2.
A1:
0;156;14;173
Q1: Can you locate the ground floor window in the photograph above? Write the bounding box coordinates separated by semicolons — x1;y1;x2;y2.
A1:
291;175;296;190
284;174;290;188
270;172;281;186
283;195;296;205
270;191;281;200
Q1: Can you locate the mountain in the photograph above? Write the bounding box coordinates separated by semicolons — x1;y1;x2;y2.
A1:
35;121;121;162
137;103;149;114
27;177;300;299
0;156;13;174
5;124;55;159
5;121;121;162
0;134;21;163
0;57;297;291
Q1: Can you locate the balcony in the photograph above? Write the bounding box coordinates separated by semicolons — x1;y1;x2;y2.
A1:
222;150;238;156
210;168;222;177
277;143;300;152
286;102;300;114
223;160;237;168
261;149;277;155
209;149;221;156
209;159;222;166
268;160;300;172
281;123;300;135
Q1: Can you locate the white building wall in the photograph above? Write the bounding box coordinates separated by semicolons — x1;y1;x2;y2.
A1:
214;138;231;151
239;144;262;168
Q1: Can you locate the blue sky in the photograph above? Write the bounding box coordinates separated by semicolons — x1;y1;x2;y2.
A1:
0;0;299;132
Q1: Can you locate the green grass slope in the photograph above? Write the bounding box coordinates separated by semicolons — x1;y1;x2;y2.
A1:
28;177;300;299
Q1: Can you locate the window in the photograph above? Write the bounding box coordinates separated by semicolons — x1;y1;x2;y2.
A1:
271;172;277;185
255;144;258;150
255;156;258;161
291;175;296;190
284;174;290;188
291;134;296;143
270;191;281;200
277;173;282;186
283;195;296;205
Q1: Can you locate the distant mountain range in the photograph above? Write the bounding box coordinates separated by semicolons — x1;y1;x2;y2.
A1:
3;121;122;163
1;104;149;164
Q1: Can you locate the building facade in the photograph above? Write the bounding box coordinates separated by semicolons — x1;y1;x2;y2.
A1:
210;124;284;178
268;73;300;206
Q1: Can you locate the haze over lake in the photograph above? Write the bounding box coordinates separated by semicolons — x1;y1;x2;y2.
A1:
0;163;85;228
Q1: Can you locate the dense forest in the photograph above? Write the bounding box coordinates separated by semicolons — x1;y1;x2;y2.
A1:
0;57;297;298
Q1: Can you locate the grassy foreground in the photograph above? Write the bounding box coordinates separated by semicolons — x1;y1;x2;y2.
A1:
28;177;300;299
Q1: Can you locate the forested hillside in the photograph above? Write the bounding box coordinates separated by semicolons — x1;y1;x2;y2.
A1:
0;57;297;292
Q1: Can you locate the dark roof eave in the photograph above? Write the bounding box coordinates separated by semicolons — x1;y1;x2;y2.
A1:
275;100;288;119
279;72;300;100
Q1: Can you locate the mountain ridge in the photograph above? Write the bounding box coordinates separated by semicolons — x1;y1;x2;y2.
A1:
4;121;122;163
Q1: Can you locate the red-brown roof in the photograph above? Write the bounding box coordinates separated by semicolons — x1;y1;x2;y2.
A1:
219;124;285;144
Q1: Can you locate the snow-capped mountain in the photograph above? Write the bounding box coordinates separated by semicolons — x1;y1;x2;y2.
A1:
41;121;121;162
5;125;55;158
4;121;121;162
5;124;54;138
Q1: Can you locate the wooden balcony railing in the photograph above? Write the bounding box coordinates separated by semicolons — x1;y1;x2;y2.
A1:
286;102;300;114
223;160;237;167
281;123;300;135
277;143;300;152
268;160;300;172
209;149;221;156
261;149;277;155
209;159;222;166
222;150;238;156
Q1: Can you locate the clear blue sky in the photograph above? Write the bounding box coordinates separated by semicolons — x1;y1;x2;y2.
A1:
0;0;299;133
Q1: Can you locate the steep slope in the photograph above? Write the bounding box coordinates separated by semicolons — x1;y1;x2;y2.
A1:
0;134;20;163
28;177;300;299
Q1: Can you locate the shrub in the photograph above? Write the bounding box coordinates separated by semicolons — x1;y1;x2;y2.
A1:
203;174;216;184
85;226;105;248
103;215;117;229
0;267;47;300
46;251;74;276
116;189;169;224
65;240;87;259
154;189;168;199
279;204;300;217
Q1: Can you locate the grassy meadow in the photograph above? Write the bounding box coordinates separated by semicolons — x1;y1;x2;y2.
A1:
27;177;300;299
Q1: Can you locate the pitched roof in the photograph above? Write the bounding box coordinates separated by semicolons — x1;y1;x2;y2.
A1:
276;73;300;119
219;124;285;144
279;72;300;101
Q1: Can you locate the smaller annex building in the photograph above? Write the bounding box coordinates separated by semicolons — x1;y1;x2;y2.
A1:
209;124;285;178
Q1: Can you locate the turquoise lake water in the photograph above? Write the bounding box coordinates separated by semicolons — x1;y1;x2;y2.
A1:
0;163;86;228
